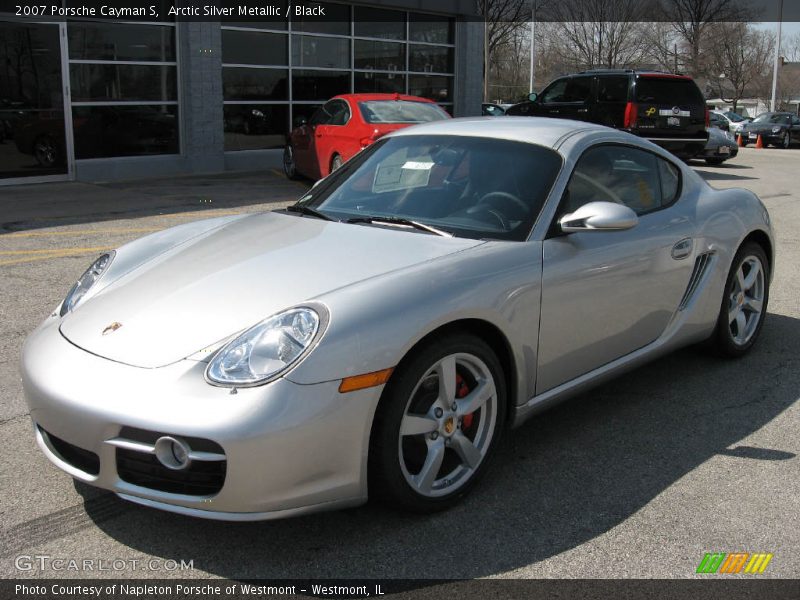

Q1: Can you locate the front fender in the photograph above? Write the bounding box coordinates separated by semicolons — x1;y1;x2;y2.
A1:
286;241;543;407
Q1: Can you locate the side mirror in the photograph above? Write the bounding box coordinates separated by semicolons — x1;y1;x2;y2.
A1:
559;201;638;233
293;116;308;128
528;92;538;103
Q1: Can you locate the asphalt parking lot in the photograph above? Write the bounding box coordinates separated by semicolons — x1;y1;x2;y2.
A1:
0;148;798;581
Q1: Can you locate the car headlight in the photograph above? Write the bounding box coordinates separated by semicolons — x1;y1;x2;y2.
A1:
772;126;782;133
206;307;323;387
59;252;115;316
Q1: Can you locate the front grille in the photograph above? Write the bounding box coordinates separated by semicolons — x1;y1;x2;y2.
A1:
41;428;100;476
114;427;226;496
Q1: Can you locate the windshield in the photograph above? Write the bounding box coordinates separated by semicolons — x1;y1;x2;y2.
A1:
722;111;745;122
358;101;450;124
752;113;790;124
296;134;563;241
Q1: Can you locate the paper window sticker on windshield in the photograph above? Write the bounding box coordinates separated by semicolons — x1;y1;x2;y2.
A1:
402;161;435;170
373;164;432;193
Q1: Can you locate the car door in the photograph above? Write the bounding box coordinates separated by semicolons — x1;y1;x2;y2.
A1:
537;76;594;122
314;99;353;176
792;116;800;143
293;105;333;179
536;144;696;394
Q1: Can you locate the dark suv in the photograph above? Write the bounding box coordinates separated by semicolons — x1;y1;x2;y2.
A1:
506;69;709;158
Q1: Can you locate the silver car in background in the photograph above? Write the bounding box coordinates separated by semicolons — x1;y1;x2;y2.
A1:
22;118;774;520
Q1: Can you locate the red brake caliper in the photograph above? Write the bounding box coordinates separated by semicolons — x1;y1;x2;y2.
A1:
456;374;474;429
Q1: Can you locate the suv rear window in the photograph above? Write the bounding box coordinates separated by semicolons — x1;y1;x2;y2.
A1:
358;100;449;124
634;77;704;105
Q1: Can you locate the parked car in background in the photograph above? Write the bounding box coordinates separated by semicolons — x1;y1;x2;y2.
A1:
482;103;506;116
506;69;708;159
701;127;738;165
284;93;451;181
739;112;800;148
710;110;749;135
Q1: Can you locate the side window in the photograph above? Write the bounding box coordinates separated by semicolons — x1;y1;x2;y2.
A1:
310;105;331;126
793;116;800;126
597;76;628;102
328;100;350;126
658;157;681;205
540;79;568;103
563;146;679;217
564;77;592;103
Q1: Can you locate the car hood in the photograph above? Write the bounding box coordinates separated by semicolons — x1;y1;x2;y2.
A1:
60;211;483;368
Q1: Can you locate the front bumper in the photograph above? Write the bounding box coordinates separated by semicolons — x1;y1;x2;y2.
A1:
22;315;382;520
702;144;738;159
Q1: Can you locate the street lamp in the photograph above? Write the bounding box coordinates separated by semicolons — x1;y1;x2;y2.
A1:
770;0;784;112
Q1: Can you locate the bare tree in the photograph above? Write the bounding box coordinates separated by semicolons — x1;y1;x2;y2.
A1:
706;23;773;112
479;0;531;100
546;0;653;70
658;0;750;78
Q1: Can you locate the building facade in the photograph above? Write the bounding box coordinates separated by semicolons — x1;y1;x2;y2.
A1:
0;0;482;185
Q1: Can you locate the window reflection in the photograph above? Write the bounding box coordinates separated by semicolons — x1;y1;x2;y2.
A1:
224;104;288;150
71;105;178;159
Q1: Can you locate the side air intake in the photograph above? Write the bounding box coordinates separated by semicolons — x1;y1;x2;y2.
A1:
678;252;713;310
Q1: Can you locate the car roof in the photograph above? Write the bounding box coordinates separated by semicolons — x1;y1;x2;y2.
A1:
387;116;611;148
333;93;436;104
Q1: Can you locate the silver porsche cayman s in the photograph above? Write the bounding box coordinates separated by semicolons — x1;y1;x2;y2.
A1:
22;118;774;520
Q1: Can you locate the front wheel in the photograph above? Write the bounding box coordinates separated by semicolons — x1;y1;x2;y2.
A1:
283;145;300;180
711;243;769;357
705;157;725;166
330;153;343;173
782;133;791;149
369;334;506;512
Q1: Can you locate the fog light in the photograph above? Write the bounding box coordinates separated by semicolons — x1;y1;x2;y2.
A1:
154;436;192;470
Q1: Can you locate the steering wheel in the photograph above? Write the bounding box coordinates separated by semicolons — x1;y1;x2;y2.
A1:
475;191;529;220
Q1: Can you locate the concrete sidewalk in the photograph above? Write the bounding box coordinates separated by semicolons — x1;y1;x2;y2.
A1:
0;170;310;233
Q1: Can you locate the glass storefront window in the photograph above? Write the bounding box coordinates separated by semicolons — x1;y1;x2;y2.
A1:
409;74;453;103
222;30;288;65
68;23;176;62
70;64;177;103
354;40;404;71
291;2;350;36
354;72;405;95
409;45;454;74
291;36;350;69
224;104;288;150
292;70;350;101
223;68;289;101
71;105;178;159
409;14;454;44
353;7;405;40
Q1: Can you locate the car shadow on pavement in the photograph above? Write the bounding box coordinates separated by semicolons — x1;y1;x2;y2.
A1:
695;169;759;182
80;312;799;579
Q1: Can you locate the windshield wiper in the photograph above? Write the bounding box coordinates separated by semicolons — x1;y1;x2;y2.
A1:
346;216;453;237
286;204;337;221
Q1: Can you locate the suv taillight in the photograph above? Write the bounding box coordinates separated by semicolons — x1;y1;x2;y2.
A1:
624;102;638;128
704;108;710;128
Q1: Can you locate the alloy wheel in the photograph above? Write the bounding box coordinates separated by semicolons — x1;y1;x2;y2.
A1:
398;353;498;498
34;138;57;167
727;255;765;346
283;145;296;178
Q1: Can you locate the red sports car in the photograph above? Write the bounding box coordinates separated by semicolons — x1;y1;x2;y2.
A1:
283;93;451;181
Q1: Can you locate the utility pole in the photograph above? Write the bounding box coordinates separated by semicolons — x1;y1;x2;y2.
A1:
770;0;783;111
529;1;536;94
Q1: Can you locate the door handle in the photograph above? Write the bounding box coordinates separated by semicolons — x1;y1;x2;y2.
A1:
577;108;588;113
671;238;693;260
549;110;560;114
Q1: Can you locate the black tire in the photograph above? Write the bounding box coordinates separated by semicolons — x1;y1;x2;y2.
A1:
368;333;507;513
711;242;769;357
282;145;300;180
705;157;725;166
